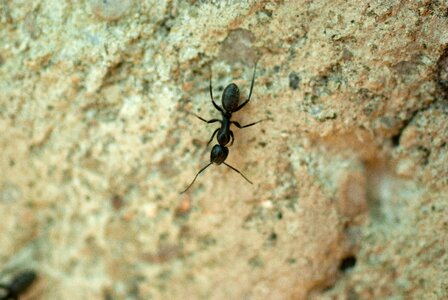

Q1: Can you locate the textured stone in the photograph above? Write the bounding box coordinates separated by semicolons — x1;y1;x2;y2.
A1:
0;1;447;299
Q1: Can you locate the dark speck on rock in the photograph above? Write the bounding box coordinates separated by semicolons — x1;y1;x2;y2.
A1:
289;72;300;90
339;256;357;272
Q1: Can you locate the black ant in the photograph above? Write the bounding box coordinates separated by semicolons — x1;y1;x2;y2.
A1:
0;271;37;300
180;63;263;194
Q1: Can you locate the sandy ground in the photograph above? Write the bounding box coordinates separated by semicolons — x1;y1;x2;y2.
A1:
0;1;447;299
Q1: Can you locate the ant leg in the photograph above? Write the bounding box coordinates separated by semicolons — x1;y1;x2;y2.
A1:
180;162;213;194
207;128;219;147
229;131;235;146
210;75;224;113
223;162;253;184
234;62;257;112
231;119;264;129
191;113;222;124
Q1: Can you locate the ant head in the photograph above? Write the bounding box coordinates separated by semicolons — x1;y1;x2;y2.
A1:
221;83;240;112
210;144;228;165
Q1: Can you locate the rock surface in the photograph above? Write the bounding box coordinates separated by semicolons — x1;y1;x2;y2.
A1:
0;1;447;299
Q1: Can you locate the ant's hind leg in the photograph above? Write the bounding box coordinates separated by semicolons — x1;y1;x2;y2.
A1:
207;128;219;147
191;112;221;125
229;131;235;146
232;119;264;129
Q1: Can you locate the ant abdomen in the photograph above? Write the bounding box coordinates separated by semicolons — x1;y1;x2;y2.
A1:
222;83;240;112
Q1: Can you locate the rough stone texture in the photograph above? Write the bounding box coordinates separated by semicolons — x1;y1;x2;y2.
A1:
0;1;447;299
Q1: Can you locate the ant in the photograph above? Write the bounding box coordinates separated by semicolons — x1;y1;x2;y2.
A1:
180;63;263;194
0;270;37;300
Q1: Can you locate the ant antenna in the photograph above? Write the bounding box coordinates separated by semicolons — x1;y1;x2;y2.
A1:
180;163;212;194
223;162;253;184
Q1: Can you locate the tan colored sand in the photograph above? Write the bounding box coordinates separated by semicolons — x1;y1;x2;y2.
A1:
0;1;447;299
